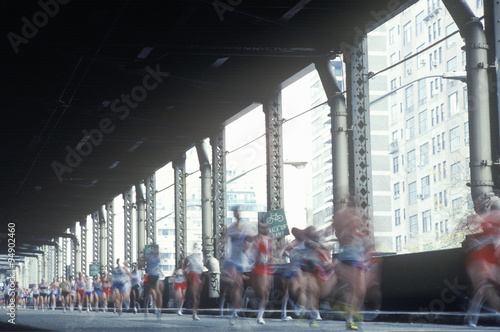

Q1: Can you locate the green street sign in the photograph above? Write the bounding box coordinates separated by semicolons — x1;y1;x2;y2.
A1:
145;244;159;255
265;208;289;239
89;263;100;277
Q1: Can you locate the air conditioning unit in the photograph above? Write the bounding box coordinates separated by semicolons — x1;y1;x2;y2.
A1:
417;194;424;199
394;194;400;199
417;161;424;168
406;68;412;75
419;58;426;65
432;60;438;67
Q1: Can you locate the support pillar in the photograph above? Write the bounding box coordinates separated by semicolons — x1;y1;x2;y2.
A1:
174;155;188;264
61;238;67;279
70;227;76;277
80;219;87;276
92;211;100;266
106;201;114;270
211;129;227;261
123;188;134;264
136;183;146;268
263;89;286;261
146;175;157;245
196;140;215;258
99;207;108;274
57;238;62;279
344;36;374;237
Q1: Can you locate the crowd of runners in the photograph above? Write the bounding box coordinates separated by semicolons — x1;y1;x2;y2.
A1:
1;203;498;330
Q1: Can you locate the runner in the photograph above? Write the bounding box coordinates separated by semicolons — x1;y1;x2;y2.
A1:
220;206;249;325
172;259;187;316
85;275;94;312
69;276;77;312
49;277;60;310
59;276;70;313
32;282;40;310
39;278;50;312
76;272;86;313
130;263;142;314
186;243;207;321
101;272;111;312
112;258;131;315
93;274;102;312
145;250;164;318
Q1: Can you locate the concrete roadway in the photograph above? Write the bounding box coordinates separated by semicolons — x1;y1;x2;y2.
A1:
0;308;498;332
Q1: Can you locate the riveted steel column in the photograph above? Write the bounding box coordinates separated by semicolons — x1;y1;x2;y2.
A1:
70;227;76;277
136;183;146;268
345;37;374;237
80;220;87;276
61;238;67;279
106;201;114;270
47;245;53;281
211;129;227;261
99;207;108;274
174;155;188;264
56;239;61;279
316;58;350;215
123;188;133;264
263;89;285;260
92;211;99;264
146;175;157;245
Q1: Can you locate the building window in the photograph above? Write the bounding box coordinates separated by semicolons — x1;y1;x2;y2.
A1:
422;210;431;233
394;182;400;198
418;80;427;106
405;85;414;113
393;156;399;173
464;122;469;145
389;27;396;45
391;104;398;123
415;11;424;36
448;92;459;116
451;161;462;182
421;175;430;198
447;56;458;87
395;209;401;226
396;235;402;252
420;143;429;166
419;110;428;134
450;126;460;152
410;214;418;237
390;52;397;65
391;78;397;91
409;181;417;205
408;149;416;173
446;23;456;48
404;53;413;76
403;22;412;45
406;117;415;141
452;197;463;214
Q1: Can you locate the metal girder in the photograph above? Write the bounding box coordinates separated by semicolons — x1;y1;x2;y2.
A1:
146;174;157;245
92;211;99;264
211;129;227;261
344;37;374;237
81;220;87;276
61;238;67;279
123;188;133;264
264;90;285;211
70;227;76;278
106;201;114;270
263;90;285;260
47;245;53;282
174;155;188;265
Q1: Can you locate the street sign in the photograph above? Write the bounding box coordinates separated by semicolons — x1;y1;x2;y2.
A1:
264;208;289;239
145;244;159;255
89;263;100;276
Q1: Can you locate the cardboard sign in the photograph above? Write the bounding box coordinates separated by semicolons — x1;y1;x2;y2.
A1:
264;208;289;239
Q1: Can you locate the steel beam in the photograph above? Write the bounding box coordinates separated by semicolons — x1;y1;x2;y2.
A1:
80;219;87;276
211;129;227;261
106;201;114;270
92;211;99;264
136;183;146;268
146;175;157;245
344;36;374;237
123;188;133;264
61;237;67;279
174;155;188;265
263;89;285;260
99;207;108;274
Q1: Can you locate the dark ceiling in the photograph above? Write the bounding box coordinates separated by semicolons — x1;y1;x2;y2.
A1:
0;0;413;254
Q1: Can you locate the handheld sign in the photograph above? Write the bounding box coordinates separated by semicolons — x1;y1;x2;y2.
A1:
265;208;289;239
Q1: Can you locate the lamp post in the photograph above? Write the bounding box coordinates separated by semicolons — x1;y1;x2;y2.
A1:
226;161;308;184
